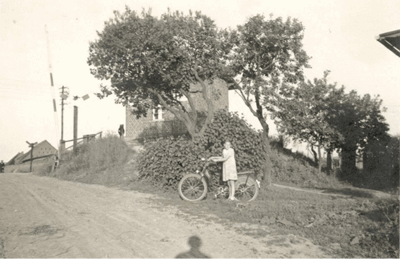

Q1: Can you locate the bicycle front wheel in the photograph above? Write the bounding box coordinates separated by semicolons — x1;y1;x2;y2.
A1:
235;175;259;202
178;174;208;202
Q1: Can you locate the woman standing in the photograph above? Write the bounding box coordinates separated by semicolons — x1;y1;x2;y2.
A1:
209;141;238;201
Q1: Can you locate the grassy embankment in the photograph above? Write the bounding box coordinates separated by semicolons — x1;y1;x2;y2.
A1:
36;135;399;258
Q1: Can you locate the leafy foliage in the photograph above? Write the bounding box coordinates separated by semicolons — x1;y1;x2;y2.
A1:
221;14;311;185
88;8;233;138
272;71;336;142
361;134;399;190
225;14;310;137
326;86;390;175
271;71;339;173
203;110;266;174
137;110;266;188
271;70;390;176
137;135;205;188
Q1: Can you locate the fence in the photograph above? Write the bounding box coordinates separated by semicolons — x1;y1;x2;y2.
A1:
62;131;103;150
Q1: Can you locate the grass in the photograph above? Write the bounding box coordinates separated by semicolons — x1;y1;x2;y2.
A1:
37;134;136;182
33;134;399;258
5;159;48;173
125;180;399;258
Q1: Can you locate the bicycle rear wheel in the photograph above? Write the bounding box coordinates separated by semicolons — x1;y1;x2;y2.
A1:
235;175;259;202
178;174;208;202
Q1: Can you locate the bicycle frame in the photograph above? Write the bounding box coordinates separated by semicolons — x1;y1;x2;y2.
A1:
197;160;256;197
178;158;260;202
196;160;213;187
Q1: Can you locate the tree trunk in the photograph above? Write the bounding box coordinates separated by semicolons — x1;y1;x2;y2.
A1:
327;149;332;173
310;145;318;165
234;84;272;186
259;124;272;187
149;88;213;140
317;144;322;174
341;145;357;178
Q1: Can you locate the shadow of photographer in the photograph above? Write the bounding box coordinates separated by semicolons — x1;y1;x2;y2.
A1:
176;235;211;258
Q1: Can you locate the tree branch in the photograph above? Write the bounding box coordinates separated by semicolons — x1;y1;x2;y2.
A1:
254;85;263;119
235;87;258;118
192;67;215;136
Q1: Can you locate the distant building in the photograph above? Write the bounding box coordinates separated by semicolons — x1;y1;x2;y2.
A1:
7;140;57;165
125;78;232;140
6;152;25;166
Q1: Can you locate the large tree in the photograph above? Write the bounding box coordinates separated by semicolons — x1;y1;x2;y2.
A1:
327;88;390;176
272;71;390;176
88;8;232;138
223;14;310;184
271;71;338;174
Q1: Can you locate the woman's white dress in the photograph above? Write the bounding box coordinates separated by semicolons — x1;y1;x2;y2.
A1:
222;148;237;181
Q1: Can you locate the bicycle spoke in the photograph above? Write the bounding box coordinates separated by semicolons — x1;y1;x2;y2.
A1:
236;183;256;201
181;177;205;199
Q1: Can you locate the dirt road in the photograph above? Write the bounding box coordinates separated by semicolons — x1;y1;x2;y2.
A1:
0;173;330;258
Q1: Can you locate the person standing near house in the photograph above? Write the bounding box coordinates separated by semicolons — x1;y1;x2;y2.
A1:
118;125;125;139
0;160;4;173
209;141;238;201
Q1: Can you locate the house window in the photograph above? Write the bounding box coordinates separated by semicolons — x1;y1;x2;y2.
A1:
152;106;163;121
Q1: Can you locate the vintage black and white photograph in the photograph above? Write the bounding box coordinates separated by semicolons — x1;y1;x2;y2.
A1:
0;0;399;258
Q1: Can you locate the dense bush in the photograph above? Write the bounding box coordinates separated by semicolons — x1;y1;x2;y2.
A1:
369;135;399;190
202;111;266;174
137;110;266;188
137;136;206;188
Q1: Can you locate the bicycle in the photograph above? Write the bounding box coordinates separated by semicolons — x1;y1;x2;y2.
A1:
178;158;260;202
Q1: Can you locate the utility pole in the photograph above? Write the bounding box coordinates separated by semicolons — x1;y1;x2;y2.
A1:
70;94;89;154
61;86;65;142
59;86;69;151
26;141;37;172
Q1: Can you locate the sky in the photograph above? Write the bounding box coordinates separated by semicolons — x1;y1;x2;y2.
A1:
0;0;399;162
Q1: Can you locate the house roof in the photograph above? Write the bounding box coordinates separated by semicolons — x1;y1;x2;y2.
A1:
376;29;400;58
6;152;24;165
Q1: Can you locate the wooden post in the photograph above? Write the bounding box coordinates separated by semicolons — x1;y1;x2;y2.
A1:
60;140;65;152
73;106;78;154
61;86;65;143
29;146;33;172
26;141;37;172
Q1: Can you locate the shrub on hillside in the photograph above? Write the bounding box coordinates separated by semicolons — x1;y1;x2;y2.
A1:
268;138;340;188
202;111;266;174
87;134;131;170
54;134;131;176
137;110;266;188
137;136;206;187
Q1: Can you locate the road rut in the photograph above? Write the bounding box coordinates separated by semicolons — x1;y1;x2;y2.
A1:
0;173;330;258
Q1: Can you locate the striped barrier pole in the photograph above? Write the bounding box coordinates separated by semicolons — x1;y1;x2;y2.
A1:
45;25;61;159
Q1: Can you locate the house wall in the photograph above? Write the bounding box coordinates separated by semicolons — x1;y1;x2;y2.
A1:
31;141;57;158
126;106;188;140
20;141;57;163
126;78;229;140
